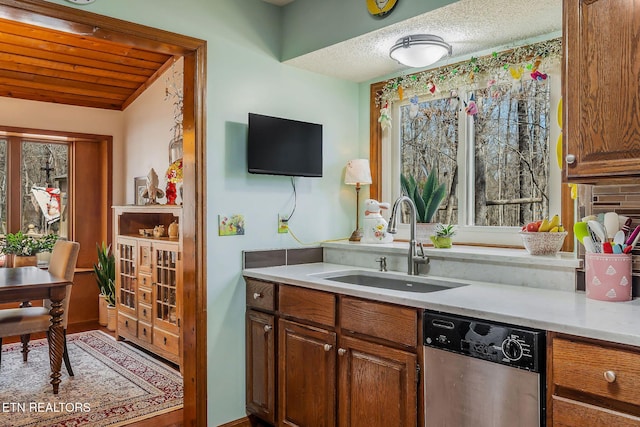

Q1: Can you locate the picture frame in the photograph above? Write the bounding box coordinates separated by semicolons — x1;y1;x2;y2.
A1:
134;176;147;206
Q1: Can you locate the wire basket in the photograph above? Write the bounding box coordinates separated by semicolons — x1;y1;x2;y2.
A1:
519;231;567;255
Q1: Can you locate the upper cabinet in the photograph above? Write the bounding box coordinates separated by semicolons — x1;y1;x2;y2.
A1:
563;0;640;183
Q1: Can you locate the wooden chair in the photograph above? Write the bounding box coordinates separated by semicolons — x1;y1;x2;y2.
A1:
0;240;80;374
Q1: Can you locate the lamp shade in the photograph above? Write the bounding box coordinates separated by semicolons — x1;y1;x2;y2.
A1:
345;159;372;186
389;34;452;68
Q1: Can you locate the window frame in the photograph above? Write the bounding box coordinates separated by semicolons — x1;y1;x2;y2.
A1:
369;65;574;251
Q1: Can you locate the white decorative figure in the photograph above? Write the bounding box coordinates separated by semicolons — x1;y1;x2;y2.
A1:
361;199;393;244
142;168;165;205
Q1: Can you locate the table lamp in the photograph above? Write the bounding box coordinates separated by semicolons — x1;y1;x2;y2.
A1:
345;159;372;242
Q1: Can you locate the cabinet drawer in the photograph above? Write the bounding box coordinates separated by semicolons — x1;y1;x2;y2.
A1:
138;303;152;323
552;395;640;427
138;321;153;344
138;273;152;289
340;297;417;348
138;285;153;305
246;278;276;311
553;337;640;407
154;328;180;356
118;312;137;336
279;285;335;328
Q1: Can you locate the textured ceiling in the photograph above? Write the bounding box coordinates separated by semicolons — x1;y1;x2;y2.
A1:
285;0;562;83
261;0;296;5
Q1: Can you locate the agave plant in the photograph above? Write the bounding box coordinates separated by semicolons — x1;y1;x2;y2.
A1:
434;223;456;238
93;242;116;306
400;166;447;223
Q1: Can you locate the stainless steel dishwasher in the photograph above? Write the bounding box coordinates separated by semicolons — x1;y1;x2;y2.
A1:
423;310;545;427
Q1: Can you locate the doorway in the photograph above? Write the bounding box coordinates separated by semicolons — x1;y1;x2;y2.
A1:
0;1;207;425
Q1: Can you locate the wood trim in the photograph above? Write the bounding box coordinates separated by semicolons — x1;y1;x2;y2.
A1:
369;81;385;201
0;2;208;426
217;417;252;427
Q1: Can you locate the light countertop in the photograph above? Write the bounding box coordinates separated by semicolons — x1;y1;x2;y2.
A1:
243;262;640;347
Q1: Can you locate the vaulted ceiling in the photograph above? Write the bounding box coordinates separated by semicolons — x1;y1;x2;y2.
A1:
0;16;175;110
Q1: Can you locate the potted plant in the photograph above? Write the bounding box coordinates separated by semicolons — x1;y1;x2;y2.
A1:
430;223;456;248
93;242;116;330
1;231;41;267
401;167;447;242
35;233;59;265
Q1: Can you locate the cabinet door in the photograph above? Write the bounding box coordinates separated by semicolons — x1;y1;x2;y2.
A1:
279;319;336;427
246;310;276;425
115;236;137;315
552;395;640;427
152;241;181;336
337;335;417;427
564;0;640;181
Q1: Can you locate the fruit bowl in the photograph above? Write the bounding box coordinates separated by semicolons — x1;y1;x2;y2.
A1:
519;231;568;255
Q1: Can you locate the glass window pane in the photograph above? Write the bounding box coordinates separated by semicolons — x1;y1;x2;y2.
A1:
473;80;551;226
20;141;69;237
0;139;6;235
400;95;459;224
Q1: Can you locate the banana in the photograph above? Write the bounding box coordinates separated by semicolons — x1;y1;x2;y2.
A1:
549;226;559;232
538;218;551;232
548;214;560;230
558;225;565;232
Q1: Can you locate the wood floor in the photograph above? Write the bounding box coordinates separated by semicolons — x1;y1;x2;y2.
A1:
4;321;184;427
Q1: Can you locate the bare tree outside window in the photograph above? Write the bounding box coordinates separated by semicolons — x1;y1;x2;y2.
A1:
399;79;550;227
0;139;6;234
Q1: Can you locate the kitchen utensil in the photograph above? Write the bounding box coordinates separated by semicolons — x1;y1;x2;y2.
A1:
573;221;589;244
620;216;632;237
582;236;597;253
604;212;619;239
613;244;623;254
614;230;626;246
588;220;607;251
602;242;613;254
625;225;640;246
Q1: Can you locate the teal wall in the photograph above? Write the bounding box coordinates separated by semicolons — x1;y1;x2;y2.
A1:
44;0;361;424
281;0;458;60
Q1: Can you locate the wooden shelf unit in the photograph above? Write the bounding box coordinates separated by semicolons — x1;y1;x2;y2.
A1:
114;205;182;369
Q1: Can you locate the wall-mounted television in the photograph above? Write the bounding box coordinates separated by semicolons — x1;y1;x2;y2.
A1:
247;113;323;177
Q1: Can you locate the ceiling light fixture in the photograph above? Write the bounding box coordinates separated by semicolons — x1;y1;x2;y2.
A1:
389;34;452;68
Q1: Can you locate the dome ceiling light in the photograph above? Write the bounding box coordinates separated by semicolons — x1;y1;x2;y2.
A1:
389;34;452;68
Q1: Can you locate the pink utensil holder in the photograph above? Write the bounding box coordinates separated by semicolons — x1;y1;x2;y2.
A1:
585;253;632;302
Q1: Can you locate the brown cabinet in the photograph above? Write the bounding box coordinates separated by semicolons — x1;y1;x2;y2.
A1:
114;205;182;368
563;0;640;182
244;278;420;427
548;333;640;426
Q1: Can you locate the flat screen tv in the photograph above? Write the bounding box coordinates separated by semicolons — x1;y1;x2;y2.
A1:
248;113;323;177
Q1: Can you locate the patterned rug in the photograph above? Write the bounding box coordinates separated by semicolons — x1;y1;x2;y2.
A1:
0;330;183;426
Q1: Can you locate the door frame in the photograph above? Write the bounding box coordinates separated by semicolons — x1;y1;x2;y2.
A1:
0;1;208;425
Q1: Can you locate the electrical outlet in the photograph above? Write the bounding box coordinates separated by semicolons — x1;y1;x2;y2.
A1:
278;215;289;234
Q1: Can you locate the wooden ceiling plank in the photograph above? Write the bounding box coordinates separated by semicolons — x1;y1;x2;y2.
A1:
0;75;129;100
121;55;178;110
0;86;122;110
0;51;148;83
1;31;168;70
0;59;140;89
0;42;156;76
0;18;173;63
0;69;133;97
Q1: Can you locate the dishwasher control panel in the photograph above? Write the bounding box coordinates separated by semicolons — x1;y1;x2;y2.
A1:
423;310;545;372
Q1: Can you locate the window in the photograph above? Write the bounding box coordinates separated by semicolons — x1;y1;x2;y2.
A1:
378;39;563;245
0;133;70;239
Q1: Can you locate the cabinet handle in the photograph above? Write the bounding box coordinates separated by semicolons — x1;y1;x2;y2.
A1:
604;370;617;383
324;344;332;352
264;325;272;332
253;292;262;300
338;348;346;356
143;309;147;317
565;154;576;164
125;320;128;327
164;337;167;345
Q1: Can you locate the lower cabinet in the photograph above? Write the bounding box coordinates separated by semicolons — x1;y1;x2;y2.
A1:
549;333;640;426
245;277;420;427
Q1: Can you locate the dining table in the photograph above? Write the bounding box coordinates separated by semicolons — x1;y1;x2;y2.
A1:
0;266;71;394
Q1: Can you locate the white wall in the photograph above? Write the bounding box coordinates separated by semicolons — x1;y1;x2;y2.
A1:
43;0;363;424
123;59;182;204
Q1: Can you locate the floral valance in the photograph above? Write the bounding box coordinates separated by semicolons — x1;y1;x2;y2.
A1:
376;37;561;115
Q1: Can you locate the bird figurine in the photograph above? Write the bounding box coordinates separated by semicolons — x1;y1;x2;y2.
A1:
142;168;165;204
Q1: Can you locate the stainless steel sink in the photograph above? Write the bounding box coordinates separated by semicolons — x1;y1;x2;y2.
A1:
316;271;467;293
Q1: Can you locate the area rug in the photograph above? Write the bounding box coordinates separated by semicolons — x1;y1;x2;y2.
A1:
0;330;183;426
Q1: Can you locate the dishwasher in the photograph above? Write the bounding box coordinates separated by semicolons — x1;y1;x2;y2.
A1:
423;310;545;427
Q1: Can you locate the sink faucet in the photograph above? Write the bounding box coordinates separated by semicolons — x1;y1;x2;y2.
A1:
387;196;429;275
